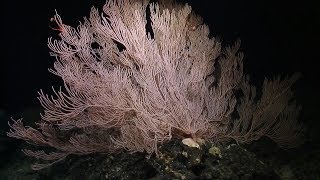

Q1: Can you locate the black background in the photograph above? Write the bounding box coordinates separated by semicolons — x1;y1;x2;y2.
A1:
0;0;319;139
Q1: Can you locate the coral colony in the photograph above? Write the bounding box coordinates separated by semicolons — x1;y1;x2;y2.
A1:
8;0;302;170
